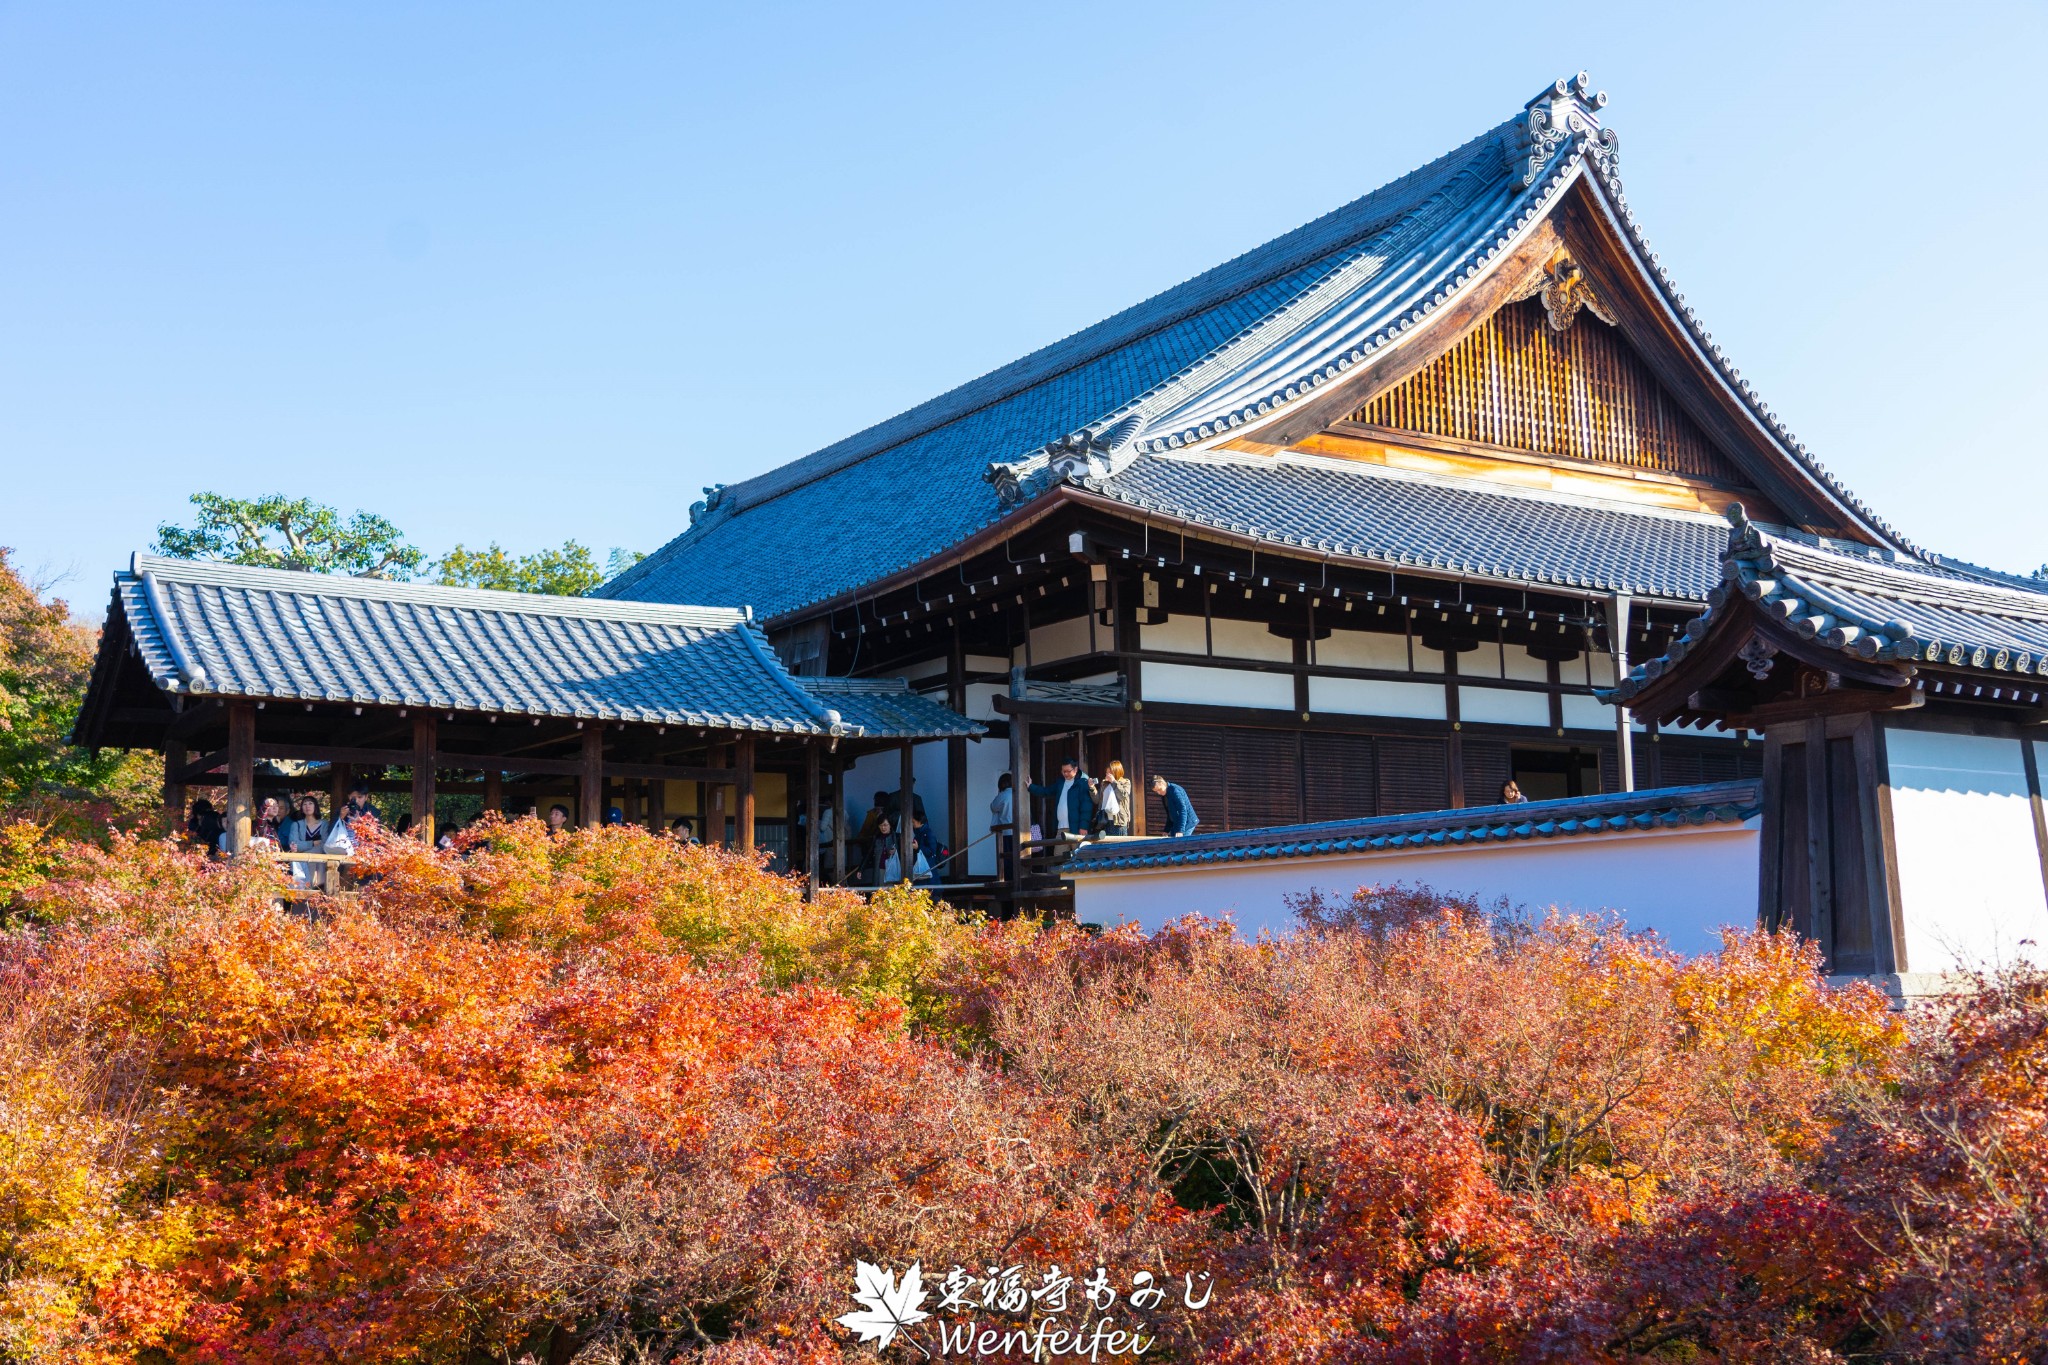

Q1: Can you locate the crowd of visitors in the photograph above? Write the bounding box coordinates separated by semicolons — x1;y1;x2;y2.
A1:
176;758;1205;894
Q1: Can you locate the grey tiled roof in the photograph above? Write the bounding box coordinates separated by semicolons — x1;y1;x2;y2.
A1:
601;76;1903;623
111;554;967;738
1607;511;2048;704
797;678;985;741
1090;453;1731;600
1065;780;1761;874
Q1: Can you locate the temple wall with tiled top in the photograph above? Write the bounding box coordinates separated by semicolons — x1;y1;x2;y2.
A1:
1072;821;1759;956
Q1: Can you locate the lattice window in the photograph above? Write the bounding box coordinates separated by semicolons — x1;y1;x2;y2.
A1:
1355;298;1743;482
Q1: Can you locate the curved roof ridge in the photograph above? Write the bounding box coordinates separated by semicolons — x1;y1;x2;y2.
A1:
135;552;749;628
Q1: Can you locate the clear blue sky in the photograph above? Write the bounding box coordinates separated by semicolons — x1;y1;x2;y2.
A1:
5;1;2044;616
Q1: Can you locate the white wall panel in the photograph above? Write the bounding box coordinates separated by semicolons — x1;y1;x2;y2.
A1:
1458;686;1552;728
1560;694;1614;731
1207;617;1294;663
1887;729;2048;972
1142;662;1293;710
1317;627;1442;673
1308;676;1446;720
1075;824;1760;956
1139;614;1209;655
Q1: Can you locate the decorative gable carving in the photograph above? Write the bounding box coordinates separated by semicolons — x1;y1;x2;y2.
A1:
1352;295;1746;485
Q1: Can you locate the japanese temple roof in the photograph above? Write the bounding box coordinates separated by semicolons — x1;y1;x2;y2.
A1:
1064;779;1761;875
1606;510;2048;705
796;677;988;741
92;554;977;739
602;75;1900;622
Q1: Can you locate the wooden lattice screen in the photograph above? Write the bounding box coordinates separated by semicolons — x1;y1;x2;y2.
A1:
1355;298;1743;482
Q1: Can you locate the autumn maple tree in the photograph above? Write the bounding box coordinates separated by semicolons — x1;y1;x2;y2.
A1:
0;819;2039;1365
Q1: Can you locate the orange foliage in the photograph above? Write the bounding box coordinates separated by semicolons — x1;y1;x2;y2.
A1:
2;831;2040;1365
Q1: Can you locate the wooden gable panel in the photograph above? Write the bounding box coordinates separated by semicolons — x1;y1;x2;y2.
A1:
1353;298;1745;484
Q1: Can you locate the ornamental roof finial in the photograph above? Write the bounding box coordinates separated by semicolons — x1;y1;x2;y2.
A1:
1516;72;1616;186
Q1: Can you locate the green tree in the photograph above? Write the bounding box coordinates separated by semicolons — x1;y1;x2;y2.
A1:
437;542;644;597
155;493;426;578
0;549;155;811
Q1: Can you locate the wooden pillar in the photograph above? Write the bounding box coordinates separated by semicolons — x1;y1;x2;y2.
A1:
579;728;603;827
1009;665;1027;899
647;777;665;833
163;739;187;833
946;635;969;862
483;768;503;817
1445;650;1465;810
805;743;822;900
411;713;438;842
830;751;846;887
330;761;351;819
898;741;915;880
736;733;756;853
225;703;255;855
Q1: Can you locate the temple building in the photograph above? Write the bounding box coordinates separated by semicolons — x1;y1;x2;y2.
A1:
74;74;2048;980
600;73;2016;920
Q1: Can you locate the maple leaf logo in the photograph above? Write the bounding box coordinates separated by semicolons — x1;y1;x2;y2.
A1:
836;1260;930;1353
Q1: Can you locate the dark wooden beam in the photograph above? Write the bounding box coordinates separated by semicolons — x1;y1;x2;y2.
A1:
898;741;914;879
411;714;437;842
736;734;756;854
163;739;186;831
579;729;603;827
805;742;821;900
225;703;255;854
1725;687;1923;732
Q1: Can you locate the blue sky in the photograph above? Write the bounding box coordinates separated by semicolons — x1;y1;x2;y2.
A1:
5;1;2044;615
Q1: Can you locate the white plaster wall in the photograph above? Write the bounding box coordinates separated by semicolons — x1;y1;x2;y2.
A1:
1886;729;2048;972
1309;676;1446;720
1317;627;1444;673
1140;614;1208;655
1017;615;1096;665
1073;824;1761;956
1560;694;1615;732
1458;685;1552;727
1143;662;1294;710
1207;617;1294;663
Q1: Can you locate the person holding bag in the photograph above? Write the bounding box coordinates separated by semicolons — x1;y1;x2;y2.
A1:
1094;760;1133;837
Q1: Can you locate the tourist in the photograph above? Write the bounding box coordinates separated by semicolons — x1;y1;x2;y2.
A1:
1151;774;1199;837
341;783;379;827
1029;761;1095;841
280;795;327;886
670;815;699;843
1095;760;1133;837
547;804;571;835
865;816;896;885
989;773;1014;880
856;790;890;844
186;798;223;854
912;811;941;871
1500;780;1529;805
252;796;284;848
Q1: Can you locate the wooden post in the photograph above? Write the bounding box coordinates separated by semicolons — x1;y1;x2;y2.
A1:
411;714;437;842
1118;576;1148;836
898;741;915;881
805;742;822;900
647;777;665;833
830;751;846;887
330;761;351;819
1008;666;1027;899
947;636;968;866
579;728;603;827
163;739;187;834
483;768;503;818
225;703;255;855
736;733;756;853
